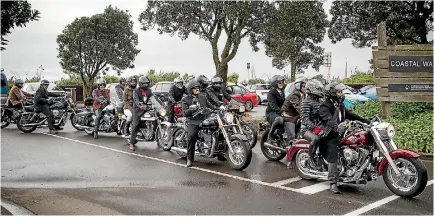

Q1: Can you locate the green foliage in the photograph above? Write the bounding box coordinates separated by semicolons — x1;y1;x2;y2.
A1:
228;72;239;83
104;75;119;84
262;1;328;80
57;5;140;97
56;74;87;86
248;78;266;84
342;71;375;84
145;69;180;84
7;75;15;87
328;1;433;48
24;76;40;83
352;100;433;153
139;1;272;85
1;0;40;51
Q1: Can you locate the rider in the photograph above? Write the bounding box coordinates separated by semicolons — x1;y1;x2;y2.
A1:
128;76;153;151
122;76;137;136
300;79;325;169
115;77;126;101
34;79;57;134
8;78;33;108
182;80;219;167
92;78;110;139
167;77;186;123
281;77;307;139
206;75;231;107
265;75;286;143
319;82;370;194
196;75;209;97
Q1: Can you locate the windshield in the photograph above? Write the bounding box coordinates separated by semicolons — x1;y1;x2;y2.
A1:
256;85;271;90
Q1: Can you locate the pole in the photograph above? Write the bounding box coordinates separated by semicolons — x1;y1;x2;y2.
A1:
377;21;390;119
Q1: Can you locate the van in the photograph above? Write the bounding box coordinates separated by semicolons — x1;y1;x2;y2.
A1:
1;71;9;105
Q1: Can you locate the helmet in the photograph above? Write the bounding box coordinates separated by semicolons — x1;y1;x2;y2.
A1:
324;82;346;101
270;75;285;89
174;77;184;89
138;76;150;90
305;79;325;98
120;77;126;85
186;80;201;95
127;76;137;88
40;79;50;85
96;78;106;85
197;75;209;90
211;76;223;91
14;79;24;88
294;76;308;91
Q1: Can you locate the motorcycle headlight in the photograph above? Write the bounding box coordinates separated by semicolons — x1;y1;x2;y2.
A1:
159;108;167;116
387;124;395;138
239;105;245;113
225;113;234;124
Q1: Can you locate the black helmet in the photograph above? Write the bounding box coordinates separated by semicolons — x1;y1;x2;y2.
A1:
270;75;285;89
138;76;150;90
211;76;223;91
40;79;50;85
127;76;137;88
197;75;209;90
120;77;126;85
324;82;346;101
305;79;325;98
187;80;201;95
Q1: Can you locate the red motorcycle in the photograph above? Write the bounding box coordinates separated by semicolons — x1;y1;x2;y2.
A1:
286;117;428;198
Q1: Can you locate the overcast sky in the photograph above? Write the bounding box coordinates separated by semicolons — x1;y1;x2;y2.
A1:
1;0;375;82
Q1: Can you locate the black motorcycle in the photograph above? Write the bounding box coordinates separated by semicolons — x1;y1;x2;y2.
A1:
16;93;72;133
1;99;34;129
225;99;258;148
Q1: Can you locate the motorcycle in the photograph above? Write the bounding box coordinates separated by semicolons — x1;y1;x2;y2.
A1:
73;97;122;136
259;120;302;161
286;117;428;198
1;99;34;129
225;99;258;149
170;105;252;170
16;93;72;133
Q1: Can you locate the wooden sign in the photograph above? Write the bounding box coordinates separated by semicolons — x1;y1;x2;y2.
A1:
372;22;433;118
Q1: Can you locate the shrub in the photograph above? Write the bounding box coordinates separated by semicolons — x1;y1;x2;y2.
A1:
352;100;433;153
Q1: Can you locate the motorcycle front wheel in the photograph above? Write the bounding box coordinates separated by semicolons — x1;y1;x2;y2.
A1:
172;128;187;159
226;137;252;170
156;124;172;151
383;157;428;198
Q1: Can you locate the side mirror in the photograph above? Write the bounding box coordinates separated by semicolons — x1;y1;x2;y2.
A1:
360;90;366;95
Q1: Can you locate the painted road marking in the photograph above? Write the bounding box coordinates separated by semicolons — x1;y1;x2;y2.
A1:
42;133;311;194
270;177;302;186
343;179;434;216
1;198;35;215
297;181;330;194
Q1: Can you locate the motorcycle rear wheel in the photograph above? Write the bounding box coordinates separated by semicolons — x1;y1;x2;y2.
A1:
226;137;252;170
260;128;286;161
383;157;428;198
70;113;84;131
16;114;37;133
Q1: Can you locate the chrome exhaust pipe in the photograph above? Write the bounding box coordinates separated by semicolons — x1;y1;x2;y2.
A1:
263;143;286;152
171;147;203;156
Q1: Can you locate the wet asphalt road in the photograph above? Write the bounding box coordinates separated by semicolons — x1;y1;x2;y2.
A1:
1;122;433;215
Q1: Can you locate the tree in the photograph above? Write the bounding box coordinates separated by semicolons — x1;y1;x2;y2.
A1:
1;0;40;51
57;5;140;97
104;75;120;84
248;78;265;85
328;1;433;48
342;71;375;84
228;72;239;83
139;1;272;85
25;76;40;83
262;1;328;81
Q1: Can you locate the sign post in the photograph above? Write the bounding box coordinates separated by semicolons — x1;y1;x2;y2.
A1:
247;62;250;81
372;22;433;118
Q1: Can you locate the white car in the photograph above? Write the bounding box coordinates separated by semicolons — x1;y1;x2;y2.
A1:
247;84;271;104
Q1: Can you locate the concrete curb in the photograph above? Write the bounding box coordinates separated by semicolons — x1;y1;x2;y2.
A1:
1;199;35;215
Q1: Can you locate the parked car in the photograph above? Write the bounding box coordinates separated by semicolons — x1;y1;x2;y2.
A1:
359;85;377;100
226;85;258;111
1;71;9;105
150;82;173;101
343;88;370;109
247;83;271;104
22;82;65;97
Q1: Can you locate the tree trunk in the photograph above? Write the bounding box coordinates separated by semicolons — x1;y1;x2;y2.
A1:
217;63;229;87
290;60;296;82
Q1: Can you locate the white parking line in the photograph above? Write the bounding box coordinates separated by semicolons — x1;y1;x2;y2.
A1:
271;177;302;186
297;181;330;194
343;180;434;216
41;133;311;194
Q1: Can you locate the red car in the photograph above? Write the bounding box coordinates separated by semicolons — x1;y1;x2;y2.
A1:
226;85;258;111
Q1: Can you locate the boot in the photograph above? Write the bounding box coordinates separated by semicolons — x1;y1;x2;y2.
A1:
328;162;341;194
186;159;193;167
49;129;58;135
129;144;136;151
94;130;99;139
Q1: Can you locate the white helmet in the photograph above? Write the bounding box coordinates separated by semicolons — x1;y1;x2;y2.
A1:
174;77;184;88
